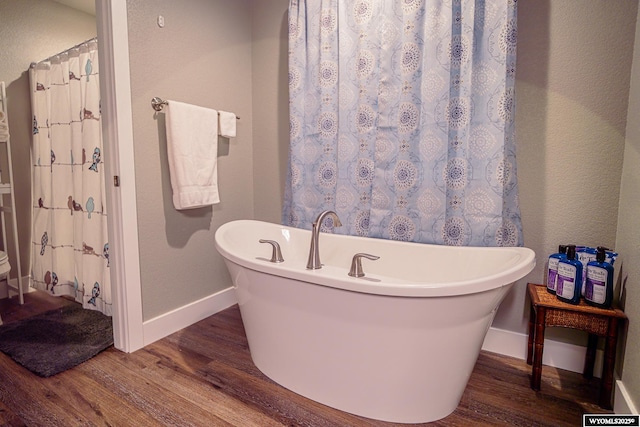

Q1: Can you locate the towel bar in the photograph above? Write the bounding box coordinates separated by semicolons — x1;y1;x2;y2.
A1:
151;97;239;119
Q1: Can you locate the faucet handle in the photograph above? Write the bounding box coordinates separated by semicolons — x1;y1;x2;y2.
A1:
259;239;284;263
348;253;380;277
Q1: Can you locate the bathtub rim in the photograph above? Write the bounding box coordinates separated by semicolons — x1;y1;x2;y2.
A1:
214;219;536;298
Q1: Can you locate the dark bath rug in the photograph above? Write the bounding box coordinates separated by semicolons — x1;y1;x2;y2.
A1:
0;304;113;377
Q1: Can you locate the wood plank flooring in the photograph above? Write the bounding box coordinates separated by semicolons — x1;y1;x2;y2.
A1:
0;292;611;426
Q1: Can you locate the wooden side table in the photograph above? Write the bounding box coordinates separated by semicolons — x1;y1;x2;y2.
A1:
526;283;627;409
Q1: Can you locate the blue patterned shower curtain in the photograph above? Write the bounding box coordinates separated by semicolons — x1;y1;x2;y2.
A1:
284;0;523;246
29;39;111;315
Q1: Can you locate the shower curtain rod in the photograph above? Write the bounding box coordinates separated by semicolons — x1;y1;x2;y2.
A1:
30;37;98;68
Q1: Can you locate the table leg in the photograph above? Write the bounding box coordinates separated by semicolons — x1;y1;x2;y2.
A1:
527;303;536;365
599;318;619;409
530;306;546;391
584;333;598;379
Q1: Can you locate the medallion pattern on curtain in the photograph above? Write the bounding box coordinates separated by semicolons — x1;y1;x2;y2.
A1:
284;0;523;246
29;39;111;315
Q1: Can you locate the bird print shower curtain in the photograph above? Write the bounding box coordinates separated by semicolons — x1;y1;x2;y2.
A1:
29;39;111;315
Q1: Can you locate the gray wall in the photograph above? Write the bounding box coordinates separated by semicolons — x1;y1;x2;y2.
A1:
2;0;638;411
246;0;638;340
495;0;636;340
251;0;289;224
0;0;96;291
126;0;255;320
616;4;640;409
244;0;640;409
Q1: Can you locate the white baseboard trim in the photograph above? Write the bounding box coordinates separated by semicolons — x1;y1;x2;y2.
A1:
482;326;604;377
482;326;640;415
614;379;639;415
142;300;603;375
141;297;639;413
142;286;237;347
481;326;529;360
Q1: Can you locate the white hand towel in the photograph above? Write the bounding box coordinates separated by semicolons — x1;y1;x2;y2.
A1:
218;110;237;138
165;100;220;210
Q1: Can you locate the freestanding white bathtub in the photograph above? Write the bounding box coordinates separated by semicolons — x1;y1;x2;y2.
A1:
214;219;535;424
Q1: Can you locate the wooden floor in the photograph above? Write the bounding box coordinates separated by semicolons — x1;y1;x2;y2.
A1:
0;292;611;426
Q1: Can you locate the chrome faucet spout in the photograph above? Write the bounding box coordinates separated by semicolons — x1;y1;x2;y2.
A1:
306;210;342;270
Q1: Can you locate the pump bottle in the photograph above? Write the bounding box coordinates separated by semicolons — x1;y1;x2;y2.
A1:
556;245;583;305
584;246;614;309
546;245;567;295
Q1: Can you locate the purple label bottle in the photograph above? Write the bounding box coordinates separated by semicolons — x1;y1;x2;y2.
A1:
556;245;583;305
584;246;614;309
546;245;567;295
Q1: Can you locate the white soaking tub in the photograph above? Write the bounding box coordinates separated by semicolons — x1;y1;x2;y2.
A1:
215;219;535;423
